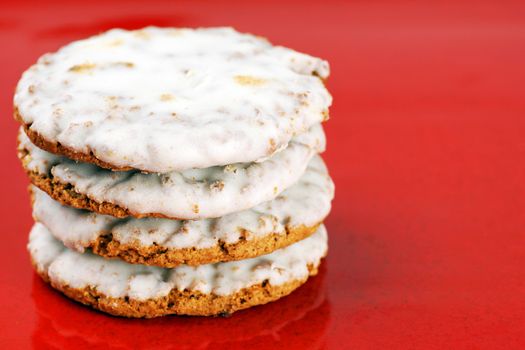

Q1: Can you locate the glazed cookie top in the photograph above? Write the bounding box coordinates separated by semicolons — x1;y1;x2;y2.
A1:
29;223;328;298
30;154;333;252
19;125;325;219
15;27;331;173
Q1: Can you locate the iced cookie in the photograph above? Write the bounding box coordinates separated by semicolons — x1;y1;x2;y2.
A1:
14;27;331;173
30;155;334;267
18;125;324;219
28;223;328;317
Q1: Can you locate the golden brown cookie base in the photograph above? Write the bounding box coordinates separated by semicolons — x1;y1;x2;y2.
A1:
27;182;321;267
88;223;319;267
16;108;329;173
15;137;184;219
26;169;152;218
16;110;135;172
33;261;321;318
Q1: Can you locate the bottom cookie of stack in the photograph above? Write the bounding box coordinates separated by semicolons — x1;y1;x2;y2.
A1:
28;223;328;318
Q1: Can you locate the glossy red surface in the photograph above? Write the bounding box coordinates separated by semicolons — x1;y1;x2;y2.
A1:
1;0;524;348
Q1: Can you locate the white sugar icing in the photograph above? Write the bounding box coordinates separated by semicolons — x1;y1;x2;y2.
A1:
31;154;334;252
20;125;325;219
15;27;331;173
28;223;328;298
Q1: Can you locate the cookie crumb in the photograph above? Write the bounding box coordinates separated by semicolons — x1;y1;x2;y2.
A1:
234;75;267;86
210;180;225;192
224;164;237;173
268;138;277;154
68;63;96;73
192;204;200;214
115;62;134;68
160;94;175;101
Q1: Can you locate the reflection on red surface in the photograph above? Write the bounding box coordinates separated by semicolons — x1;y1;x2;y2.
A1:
31;265;330;349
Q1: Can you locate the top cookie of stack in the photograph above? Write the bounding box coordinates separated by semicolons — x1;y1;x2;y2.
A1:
15;27;334;317
15;27;330;173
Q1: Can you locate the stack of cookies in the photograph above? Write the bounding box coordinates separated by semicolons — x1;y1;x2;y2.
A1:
14;27;334;317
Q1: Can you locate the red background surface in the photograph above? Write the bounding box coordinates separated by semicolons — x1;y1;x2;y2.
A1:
1;0;524;348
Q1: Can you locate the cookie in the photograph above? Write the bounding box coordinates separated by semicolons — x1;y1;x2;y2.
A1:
14;27;331;173
18;124;325;219
28;223;328;317
30;153;333;267
33;265;328;347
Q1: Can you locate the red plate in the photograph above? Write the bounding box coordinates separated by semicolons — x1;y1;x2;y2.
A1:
1;0;524;349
